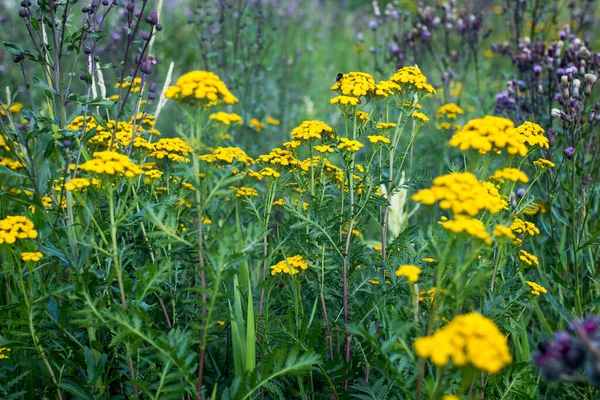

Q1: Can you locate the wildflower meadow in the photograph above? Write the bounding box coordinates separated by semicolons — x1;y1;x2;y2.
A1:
1;0;600;398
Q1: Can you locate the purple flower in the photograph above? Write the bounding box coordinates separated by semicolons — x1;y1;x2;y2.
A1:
564;147;575;159
533;64;542;73
368;20;377;30
356;32;364;42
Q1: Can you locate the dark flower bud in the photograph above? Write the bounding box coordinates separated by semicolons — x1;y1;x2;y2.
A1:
13;53;25;63
82;6;90;13
155;24;163;31
19;8;28;18
583;174;591;186
148;82;157;93
146;10;158;25
79;73;87;80
63;139;71;148
148;92;156;101
83;46;92;55
517;188;526;197
139;61;153;74
126;2;134;12
547;128;556;147
102;0;109;5
135;53;141;65
141;31;150;40
91;0;101;9
564;147;575;159
129;68;135;76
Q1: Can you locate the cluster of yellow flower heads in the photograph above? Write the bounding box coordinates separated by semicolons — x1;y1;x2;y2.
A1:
291;120;334;142
165;70;238;105
436;103;464;120
450;117;548;156
150;138;194;163
116;76;143;93
337;138;364;152
0;347;10;360
0;157;24;170
374;80;402;98
209;112;243;126
526;280;547;296
418;287;446;302
519;249;539;266
510;217;540;238
231;186;258;197
415;312;512;373
21;251;43;262
489;168;529;183
514;121;548;148
412;172;507;216
79;151;143;177
449;116;525;155
331;72;376;98
367;135;391;145
356;110;369;121
64;177;100;192
395;265;421;282
493;224;515;240
68;116;156;151
0;102;23;116
330;95;360;106
199;147;254;166
0;216;38;244
314;144;334;153
376;122;396;130
389;66;436;94
270;255;309;276
265;116;280;125
249;118;264;132
533;158;555;168
440;215;492;245
412;112;430;123
257;148;299;168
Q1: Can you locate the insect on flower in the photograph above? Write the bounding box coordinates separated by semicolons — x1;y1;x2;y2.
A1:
335;73;343;82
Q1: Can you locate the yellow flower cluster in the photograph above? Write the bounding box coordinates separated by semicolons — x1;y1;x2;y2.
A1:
519;249;539;266
414;312;512;373
510;217;540;237
533;158;555;168
0;102;23;116
418;287;447;302
493;225;516;239
514;121;548;148
374;80;402;97
150;138;193;163
200;147;254;166
330;95;360;106
389;66;436;94
412;112;430;123
21;251;43;262
449;116;528;156
165;70;238;105
376;122;396;129
489;168;529;183
79;151;143;177
526;280;547;296
69;117;155;151
314;144;334;153
291;120;334;142
232;186;258;197
440;215;492;245
0;157;24;170
249;118;264;132
337;138;364;152
412;172;507;216
436;103;464;120
116;76;143;93
367;135;391;144
209;112;243;126
266;116;280;125
330;72;376;98
356;110;370;121
259;167;281;178
395;265;421;282
64;177;100;192
0;347;10;360
257;148;299;167
0;216;38;244
270;255;309;276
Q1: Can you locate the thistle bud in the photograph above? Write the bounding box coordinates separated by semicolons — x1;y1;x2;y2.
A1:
19;8;28;17
139;61;153;75
551;108;562;118
148;82;157;93
146;10;158;25
584;73;597;95
126;2;134;12
572;79;581;98
13;54;25;63
155;24;163;31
